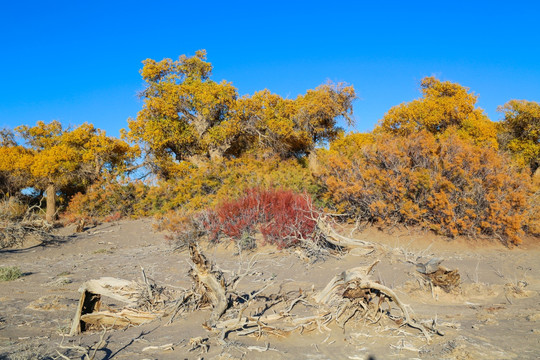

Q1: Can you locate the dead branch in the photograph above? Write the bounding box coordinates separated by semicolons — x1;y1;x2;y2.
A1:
316;218;378;250
188;242;228;325
0;219;55;249
69;276;176;335
58;325;109;360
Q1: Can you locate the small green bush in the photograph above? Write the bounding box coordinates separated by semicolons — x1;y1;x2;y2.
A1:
0;266;22;281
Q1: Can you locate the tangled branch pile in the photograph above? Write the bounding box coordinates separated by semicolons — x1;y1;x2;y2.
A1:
166;243;438;344
0;197;55;249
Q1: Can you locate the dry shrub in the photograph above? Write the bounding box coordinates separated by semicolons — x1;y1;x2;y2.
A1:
0;197;54;249
64;179;146;221
0;196;28;221
318;131;533;245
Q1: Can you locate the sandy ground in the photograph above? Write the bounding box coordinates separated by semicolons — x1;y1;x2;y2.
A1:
1;218;539;359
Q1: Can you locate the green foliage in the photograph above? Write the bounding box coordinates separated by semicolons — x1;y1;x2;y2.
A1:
0;266;22;281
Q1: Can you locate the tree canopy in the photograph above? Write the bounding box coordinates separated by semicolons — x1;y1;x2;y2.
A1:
126;50;355;179
497;100;540;174
376;77;498;147
0;121;138;221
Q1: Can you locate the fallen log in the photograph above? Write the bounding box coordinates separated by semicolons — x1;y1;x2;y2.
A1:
80;308;160;329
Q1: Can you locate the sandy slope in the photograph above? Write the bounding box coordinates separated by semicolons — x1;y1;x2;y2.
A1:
0;219;539;359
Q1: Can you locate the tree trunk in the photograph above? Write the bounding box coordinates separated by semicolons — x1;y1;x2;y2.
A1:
308;151;319;174
46;183;56;223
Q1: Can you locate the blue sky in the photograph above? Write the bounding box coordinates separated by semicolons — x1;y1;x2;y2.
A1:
1;0;538;137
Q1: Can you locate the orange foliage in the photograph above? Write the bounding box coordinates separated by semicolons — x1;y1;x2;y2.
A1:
65;178;146;221
318;131;531;245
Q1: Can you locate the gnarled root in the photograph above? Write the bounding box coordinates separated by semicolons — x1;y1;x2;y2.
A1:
315;260;432;342
188;242;228;325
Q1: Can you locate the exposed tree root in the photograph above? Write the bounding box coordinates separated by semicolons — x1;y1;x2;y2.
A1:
66;224;441;355
179;245;437;344
314;259;432;341
188;242;228;325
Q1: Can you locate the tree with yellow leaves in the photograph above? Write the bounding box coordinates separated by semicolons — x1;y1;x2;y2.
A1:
497;100;540;174
376;77;498;148
126;50;355;179
0;129;33;196
0;121;138;222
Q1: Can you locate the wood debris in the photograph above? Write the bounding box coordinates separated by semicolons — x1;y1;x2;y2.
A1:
69;276;174;335
416;258;460;293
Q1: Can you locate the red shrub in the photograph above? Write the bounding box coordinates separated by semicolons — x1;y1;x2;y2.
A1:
201;188;317;249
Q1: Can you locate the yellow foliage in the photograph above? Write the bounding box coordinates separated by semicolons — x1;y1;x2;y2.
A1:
376;77;498;148
127;50;355;178
13;121;139;189
1;120;138;219
135;154;315;215
497;100;540;174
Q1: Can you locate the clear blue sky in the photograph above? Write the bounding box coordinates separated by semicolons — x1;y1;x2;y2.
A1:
1;0;538;137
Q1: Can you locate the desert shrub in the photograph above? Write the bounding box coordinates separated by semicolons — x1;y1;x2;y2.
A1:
164;188;318;250
64;178;146;221
318;131;532;245
0;196;55;249
0;266;22;281
0;197;28;221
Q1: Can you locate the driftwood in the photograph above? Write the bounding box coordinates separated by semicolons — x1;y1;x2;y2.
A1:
181;244;436;342
66;227;439;348
314;260;432;341
69;277;166;335
316;218;377;250
80;308;160;328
